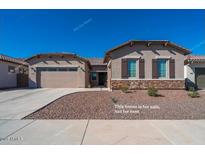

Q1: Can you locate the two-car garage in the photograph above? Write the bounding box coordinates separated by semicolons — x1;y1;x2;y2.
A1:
26;53;90;88
36;67;79;88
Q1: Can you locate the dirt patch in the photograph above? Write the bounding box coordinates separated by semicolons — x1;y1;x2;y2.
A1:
24;90;205;120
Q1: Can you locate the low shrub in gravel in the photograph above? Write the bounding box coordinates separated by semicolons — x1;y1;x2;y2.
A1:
120;85;129;93
188;91;200;98
111;97;118;104
147;86;158;97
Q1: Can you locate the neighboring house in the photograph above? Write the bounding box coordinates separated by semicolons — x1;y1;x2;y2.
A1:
25;53;91;88
104;40;191;90
184;55;205;90
88;58;107;87
0;54;28;89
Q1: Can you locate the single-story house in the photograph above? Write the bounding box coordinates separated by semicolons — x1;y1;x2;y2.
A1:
184;55;205;90
0;54;28;89
1;40;194;90
104;40;191;90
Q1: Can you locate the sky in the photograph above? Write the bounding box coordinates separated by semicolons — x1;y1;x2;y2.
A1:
0;9;204;58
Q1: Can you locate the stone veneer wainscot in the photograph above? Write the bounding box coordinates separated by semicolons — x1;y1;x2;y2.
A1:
111;80;185;90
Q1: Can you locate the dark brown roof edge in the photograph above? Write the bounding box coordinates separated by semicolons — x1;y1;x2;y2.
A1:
103;40;191;63
0;54;28;66
25;52;91;68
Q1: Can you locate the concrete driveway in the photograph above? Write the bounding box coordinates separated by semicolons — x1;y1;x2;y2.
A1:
0;120;205;145
0;88;108;119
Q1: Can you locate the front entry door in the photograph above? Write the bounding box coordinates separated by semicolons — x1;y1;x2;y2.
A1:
98;72;107;86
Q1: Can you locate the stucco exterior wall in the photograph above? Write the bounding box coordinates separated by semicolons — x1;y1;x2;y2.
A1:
0;61;19;88
107;61;112;89
84;62;90;87
28;57;89;88
185;63;205;84
110;44;185;80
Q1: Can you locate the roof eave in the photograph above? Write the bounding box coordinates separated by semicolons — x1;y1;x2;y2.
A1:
103;40;191;62
25;53;91;68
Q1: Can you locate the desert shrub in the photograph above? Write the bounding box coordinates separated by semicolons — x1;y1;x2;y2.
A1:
147;86;158;97
111;97;118;104
188;91;200;98
120;85;129;93
188;86;196;92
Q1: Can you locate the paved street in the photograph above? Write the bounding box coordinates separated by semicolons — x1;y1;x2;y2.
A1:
0;120;205;145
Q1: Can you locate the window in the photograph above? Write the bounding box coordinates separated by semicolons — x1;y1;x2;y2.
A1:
157;59;167;78
91;72;97;80
58;68;68;71
47;68;57;71
128;60;136;77
37;67;47;71
69;67;78;71
8;66;15;73
37;67;78;72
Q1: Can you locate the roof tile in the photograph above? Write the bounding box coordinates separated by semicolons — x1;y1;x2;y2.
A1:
0;54;28;66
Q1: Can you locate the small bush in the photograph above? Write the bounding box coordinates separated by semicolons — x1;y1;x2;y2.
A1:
120;85;129;93
188;86;196;92
147;86;158;97
188;91;200;98
111;97;118;104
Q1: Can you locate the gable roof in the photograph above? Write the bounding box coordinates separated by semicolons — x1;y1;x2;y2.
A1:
185;55;205;64
103;40;191;63
87;58;107;65
25;52;91;67
0;54;28;66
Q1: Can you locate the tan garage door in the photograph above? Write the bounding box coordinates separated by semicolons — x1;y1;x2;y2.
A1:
196;68;205;90
37;68;78;88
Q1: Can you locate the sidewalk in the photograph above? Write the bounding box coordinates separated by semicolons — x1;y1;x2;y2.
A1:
0;120;205;145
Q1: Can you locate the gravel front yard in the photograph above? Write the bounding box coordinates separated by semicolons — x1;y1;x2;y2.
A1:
24;90;205;120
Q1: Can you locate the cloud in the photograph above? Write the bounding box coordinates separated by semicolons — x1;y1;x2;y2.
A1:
191;40;205;50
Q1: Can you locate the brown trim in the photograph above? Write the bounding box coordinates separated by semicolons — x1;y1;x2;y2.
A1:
169;59;175;79
0;59;28;67
139;59;145;79
152;59;158;79
121;59;128;79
